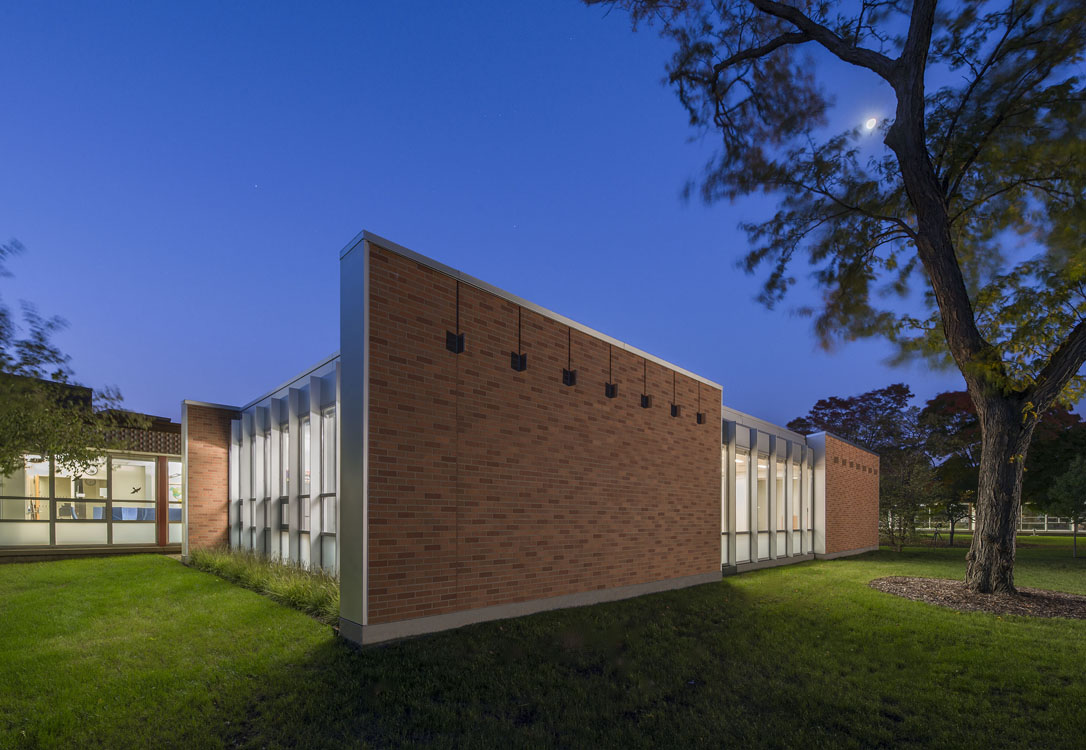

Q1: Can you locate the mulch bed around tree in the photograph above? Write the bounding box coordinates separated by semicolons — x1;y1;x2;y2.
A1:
869;577;1086;620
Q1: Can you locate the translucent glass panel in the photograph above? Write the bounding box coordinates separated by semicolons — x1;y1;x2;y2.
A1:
321;496;336;534
280;428;290;496
263;433;271;498
0;455;49;498
735;452;749;533
757;531;770;559
169;523;182;544
775;461;786;531
252;432;266;500
113;523;155;544
736;533;751;563
320;536;336;573
807;470;814;530
1;497;49;520
300;418;311;495
321;408;336;494
0;522;49;545
792;465;801;530
55;523;107;545
757;458;769;531
111;458;155;520
54;459;107;500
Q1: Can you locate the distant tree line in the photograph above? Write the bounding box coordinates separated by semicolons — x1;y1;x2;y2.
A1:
788;384;1086;554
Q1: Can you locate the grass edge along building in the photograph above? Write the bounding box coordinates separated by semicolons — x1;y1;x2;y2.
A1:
179;230;880;646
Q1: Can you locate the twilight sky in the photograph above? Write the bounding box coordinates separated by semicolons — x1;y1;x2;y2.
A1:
2;1;968;425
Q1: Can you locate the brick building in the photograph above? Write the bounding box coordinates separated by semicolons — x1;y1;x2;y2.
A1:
181;230;879;646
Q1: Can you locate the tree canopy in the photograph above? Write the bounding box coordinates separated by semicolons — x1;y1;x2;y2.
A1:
592;0;1086;592
0;239;136;476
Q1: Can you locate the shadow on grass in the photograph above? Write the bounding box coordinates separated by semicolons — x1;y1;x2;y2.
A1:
213;579;784;749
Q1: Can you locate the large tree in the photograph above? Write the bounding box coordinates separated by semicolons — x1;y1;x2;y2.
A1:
0;239;135;477
592;0;1086;593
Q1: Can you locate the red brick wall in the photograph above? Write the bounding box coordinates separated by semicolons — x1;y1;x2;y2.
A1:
185;404;237;549
824;434;879;554
366;243;722;625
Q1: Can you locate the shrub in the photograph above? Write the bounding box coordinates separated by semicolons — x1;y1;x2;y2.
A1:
187;546;339;624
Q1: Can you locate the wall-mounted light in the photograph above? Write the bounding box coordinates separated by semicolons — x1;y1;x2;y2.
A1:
696;382;705;424
670;372;680;418
641;360;651;408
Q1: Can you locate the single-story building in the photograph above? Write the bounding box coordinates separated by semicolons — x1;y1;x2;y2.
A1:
180;231;880;645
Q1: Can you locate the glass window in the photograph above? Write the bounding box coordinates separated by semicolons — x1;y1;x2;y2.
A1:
757;457;769;532
321;495;336;534
792;464;801;530
168;461;182;522
55;458;107;521
776;461;786;531
0;497;50;520
280;427;289;496
321;408;336;494
0;455;49;498
300;418;311;496
111;457;156;521
735;451;749;533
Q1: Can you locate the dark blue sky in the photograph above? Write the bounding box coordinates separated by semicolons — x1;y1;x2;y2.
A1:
2;1;966;424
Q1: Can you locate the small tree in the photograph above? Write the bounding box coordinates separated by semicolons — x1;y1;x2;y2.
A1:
939;490;974;548
1042;456;1086;558
880;447;937;551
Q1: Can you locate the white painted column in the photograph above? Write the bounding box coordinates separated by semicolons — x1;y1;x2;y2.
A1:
335;360;342;576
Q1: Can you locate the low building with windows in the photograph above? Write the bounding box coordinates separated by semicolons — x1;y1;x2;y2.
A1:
0;230;880;639
178;230;880;645
0;413;183;561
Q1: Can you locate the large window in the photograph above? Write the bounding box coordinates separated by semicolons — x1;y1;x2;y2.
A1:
54;458;107;521
110;457;156;521
168;460;183;544
0;455;50;521
735;451;749;533
756;457;769;531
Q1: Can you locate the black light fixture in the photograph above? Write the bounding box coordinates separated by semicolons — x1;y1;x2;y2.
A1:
696;382;706;424
562;328;577;387
605;344;618;398
670;372;681;417
641;360;652;408
446;282;465;354
511;307;527;371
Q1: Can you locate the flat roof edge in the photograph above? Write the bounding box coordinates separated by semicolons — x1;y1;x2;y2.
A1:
357;230;723;391
238;351;342;412
807;431;880;457
182;399;241;412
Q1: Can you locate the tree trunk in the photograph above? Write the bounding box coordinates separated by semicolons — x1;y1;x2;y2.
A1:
965;397;1036;594
948;524;955;548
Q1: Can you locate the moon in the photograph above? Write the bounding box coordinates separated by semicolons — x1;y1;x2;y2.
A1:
864;117;878;130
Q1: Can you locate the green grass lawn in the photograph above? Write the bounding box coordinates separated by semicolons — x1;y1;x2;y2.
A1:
1;541;1083;750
